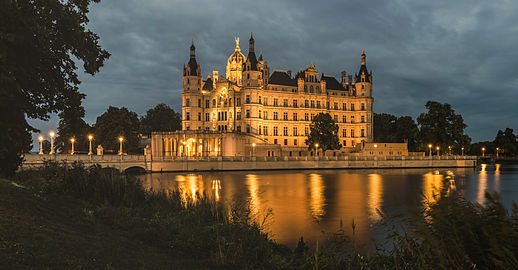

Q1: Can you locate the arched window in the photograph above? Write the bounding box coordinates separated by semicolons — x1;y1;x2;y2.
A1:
304;85;307;92
310;86;313;93
212;99;216;106
247;74;250;79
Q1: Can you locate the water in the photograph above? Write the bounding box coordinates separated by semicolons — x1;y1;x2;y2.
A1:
138;164;518;247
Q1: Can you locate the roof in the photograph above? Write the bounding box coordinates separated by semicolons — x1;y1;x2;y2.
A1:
243;51;259;71
187;58;199;76
268;71;297;86
355;64;370;83
321;74;345;91
202;78;213;91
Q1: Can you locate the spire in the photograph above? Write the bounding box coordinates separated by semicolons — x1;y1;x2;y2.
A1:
361;49;366;65
190;39;195;59
259;48;263;61
249;32;255;53
234;37;240;52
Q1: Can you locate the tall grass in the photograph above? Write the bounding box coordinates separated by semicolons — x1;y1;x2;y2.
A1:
14;163;518;269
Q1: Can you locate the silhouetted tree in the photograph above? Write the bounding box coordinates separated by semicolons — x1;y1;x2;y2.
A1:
374;113;397;142
140;104;181;135
305;113;341;154
94;107;141;154
417;101;471;153
0;0;109;175
493;128;518;156
374;113;419;151
55;95;90;153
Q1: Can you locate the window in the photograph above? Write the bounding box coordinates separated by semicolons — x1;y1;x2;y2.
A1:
333;115;337;121
205;100;210;108
274;98;278;106
310;86;313;93
305;100;309;108
259;96;262;104
351;116;355;123
293;113;298;121
343;140;346;146
186;112;190;120
361;116;365;123
284;99;288;107
293;127;298;136
273;126;278;136
305;127;309;136
284;139;288;145
293;100;298;108
361;129;365;137
362;85;364;89
185;98;190;107
326;102;329;109
263;111;268;120
342;115;346;123
237;112;241;120
263;126;268;135
213;99;216;107
224;112;227;120
283;127;288;136
311;113;314;121
263;97;268;106
205;113;210;121
305;113;309;121
342;129;347;137
311;101;315;108
259;125;262;135
237;126;241;132
343;103;346;111
294;139;297;145
246;95;250;104
351;129;355;138
304;85;307;92
274;139;278;144
351;104;355;111
198;99;201;107
283;112;288;120
316;101;321;108
273;112;278;120
361;103;365;110
259;110;262;119
246;125;250;133
198;112;201;121
246;110;250;118
237;97;241;106
334;103;338;110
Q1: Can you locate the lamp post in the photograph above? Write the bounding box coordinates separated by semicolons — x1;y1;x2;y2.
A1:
88;135;93;155
315;143;319;158
49;131;55;155
496;147;499;158
436;146;440;157
374;144;378;157
118;136;124;155
428;144;432;157
70;138;75;155
252;143;256;158
461;146;464;156
448;145;452;156
482;147;485;157
38;136;44;155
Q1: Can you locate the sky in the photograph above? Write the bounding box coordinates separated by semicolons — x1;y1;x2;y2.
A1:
32;0;518;144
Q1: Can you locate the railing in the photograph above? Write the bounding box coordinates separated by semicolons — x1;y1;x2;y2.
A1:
153;155;477;162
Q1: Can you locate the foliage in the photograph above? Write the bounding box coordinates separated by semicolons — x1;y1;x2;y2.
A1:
140;103;181;135
55;95;91;153
417;101;471;153
0;0;109;175
493;128;518;156
305;113;341;153
94;106;141;154
374;113;419;151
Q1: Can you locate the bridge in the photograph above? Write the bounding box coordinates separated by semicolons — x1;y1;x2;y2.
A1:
22;154;151;173
21;153;478;173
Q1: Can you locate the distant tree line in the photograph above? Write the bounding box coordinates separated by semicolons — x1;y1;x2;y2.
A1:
54;104;182;155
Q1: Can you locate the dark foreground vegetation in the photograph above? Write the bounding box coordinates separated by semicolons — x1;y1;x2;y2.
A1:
2;163;518;269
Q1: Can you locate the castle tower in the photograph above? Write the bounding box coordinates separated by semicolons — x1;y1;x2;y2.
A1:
182;40;202;130
226;37;246;85
242;32;262;87
354;49;373;97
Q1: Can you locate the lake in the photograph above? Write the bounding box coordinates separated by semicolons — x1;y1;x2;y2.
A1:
139;163;518;247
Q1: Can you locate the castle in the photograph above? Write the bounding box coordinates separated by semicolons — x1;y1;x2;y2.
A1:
151;34;373;158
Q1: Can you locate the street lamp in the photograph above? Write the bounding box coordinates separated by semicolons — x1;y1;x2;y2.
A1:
70;138;75;155
38;136;44;155
315;143;319;157
461;146;464;156
428;144;432;157
496;147;499;158
118;136;124;155
482;147;485;157
448;145;452;156
49;131;55;155
436;146;440;157
88;135;93;155
374;144;378;156
252;143;256;157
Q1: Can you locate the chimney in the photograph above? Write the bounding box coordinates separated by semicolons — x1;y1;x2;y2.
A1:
341;71;347;84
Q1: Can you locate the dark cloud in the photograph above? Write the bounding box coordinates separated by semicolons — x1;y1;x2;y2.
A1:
32;0;518;144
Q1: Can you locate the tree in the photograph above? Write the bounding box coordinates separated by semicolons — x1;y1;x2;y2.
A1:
140;104;181;135
94;107;141;154
493;128;518;156
417;101;471;153
0;0;109;176
374;113;397;142
55;95;90;153
305;113;341;154
374;113;419;151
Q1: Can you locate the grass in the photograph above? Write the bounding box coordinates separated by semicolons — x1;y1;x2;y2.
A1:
2;162;518;269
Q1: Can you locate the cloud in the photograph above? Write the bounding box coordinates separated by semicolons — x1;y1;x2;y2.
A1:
32;0;518;145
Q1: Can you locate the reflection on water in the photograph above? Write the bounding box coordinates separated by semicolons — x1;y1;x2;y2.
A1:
368;174;382;222
139;164;517;247
309;173;326;220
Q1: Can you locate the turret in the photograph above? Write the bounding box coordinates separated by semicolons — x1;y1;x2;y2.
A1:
183;40;202;92
242;32;262;87
354;49;372;97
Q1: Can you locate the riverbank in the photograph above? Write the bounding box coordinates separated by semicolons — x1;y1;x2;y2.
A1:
4;163;517;269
